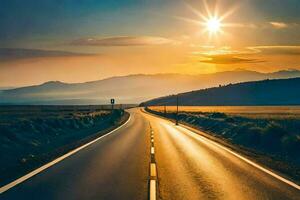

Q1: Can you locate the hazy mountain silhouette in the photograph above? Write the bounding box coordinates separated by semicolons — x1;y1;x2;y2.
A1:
1;69;300;104
141;77;300;106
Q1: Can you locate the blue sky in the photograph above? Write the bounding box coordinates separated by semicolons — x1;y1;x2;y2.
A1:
1;0;299;48
0;0;178;48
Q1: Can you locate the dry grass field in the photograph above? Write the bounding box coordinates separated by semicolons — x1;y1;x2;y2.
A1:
149;106;300;119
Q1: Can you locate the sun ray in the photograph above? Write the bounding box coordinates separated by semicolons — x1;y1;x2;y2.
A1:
213;0;219;18
174;16;203;25
219;5;239;21
184;2;207;21
203;0;213;18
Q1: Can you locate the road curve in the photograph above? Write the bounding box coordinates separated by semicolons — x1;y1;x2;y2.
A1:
1;108;300;200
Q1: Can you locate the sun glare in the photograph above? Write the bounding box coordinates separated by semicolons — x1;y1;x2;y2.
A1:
206;17;221;33
177;0;239;39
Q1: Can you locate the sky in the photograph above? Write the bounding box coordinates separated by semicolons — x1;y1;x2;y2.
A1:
0;0;300;87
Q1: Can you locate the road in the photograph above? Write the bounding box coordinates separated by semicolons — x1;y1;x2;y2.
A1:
1;108;300;200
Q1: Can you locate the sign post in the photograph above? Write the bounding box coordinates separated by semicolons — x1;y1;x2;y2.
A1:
176;94;179;125
110;98;115;111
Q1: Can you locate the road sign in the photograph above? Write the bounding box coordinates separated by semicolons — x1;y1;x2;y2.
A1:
110;98;115;111
111;98;115;105
176;94;179;125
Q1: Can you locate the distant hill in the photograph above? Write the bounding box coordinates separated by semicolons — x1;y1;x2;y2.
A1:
0;87;14;90
141;78;300;106
1;69;300;104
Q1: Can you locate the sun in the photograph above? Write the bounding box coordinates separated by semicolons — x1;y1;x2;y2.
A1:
175;1;239;38
206;17;221;34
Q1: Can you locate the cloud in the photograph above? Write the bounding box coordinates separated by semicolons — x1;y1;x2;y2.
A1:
192;46;255;57
70;36;176;46
195;45;300;56
191;46;263;64
192;45;300;64
226;23;258;29
247;46;300;55
199;54;263;65
0;48;91;61
269;22;289;29
225;21;299;30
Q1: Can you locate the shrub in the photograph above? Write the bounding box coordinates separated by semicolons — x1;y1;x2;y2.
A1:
209;112;227;119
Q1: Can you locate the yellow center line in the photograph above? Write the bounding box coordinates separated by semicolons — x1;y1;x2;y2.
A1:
151;147;155;154
150;163;157;177
149;125;157;200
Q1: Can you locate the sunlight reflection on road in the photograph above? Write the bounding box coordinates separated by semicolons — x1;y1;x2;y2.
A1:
159;122;262;199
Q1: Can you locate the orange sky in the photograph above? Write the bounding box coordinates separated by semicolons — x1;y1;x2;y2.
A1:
1;45;300;87
1;0;300;87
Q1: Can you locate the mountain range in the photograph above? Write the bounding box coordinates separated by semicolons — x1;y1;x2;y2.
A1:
141;77;300;106
1;69;300;104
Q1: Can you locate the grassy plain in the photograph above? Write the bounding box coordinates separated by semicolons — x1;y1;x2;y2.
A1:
149;106;300;117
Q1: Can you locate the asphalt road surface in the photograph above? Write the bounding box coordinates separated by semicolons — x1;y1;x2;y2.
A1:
1;108;300;200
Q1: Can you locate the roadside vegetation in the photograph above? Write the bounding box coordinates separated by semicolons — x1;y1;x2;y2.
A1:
146;106;300;182
0;105;129;186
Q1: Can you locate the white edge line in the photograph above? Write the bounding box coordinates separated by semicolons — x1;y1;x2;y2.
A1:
0;115;131;194
150;179;156;200
177;125;300;191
